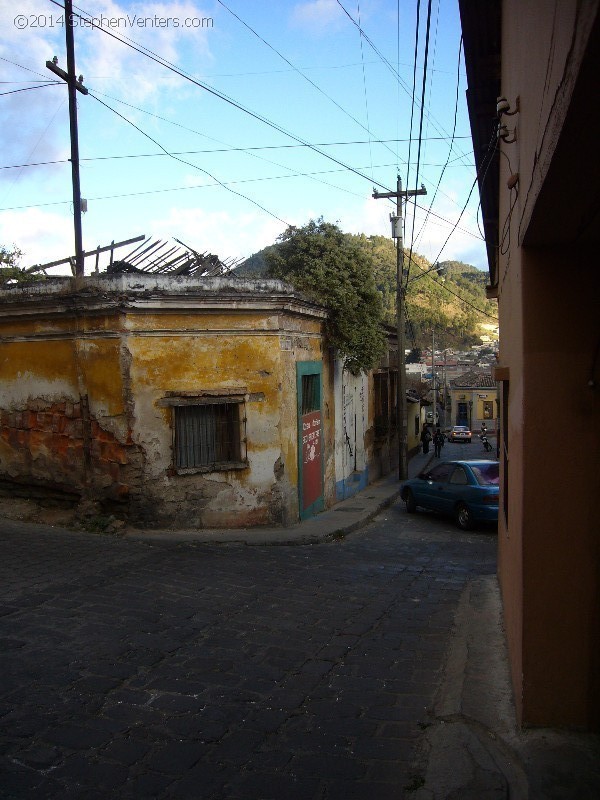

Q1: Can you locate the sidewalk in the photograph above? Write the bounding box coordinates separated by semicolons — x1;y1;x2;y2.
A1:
125;449;435;548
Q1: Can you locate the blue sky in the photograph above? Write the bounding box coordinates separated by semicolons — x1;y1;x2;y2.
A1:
0;0;487;273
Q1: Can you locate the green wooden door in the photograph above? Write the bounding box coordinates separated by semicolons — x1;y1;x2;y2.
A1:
297;362;324;519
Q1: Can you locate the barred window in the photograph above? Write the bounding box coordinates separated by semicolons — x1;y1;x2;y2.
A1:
301;374;320;414
173;401;243;471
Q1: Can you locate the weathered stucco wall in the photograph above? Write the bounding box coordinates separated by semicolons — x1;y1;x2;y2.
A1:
0;310;135;500
0;275;332;528
125;307;328;527
494;0;600;729
334;363;368;501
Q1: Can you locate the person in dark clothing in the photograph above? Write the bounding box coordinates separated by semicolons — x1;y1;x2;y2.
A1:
420;424;432;454
433;427;444;457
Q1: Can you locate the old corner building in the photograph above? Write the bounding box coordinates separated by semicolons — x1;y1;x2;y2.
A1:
0;273;399;530
459;0;599;730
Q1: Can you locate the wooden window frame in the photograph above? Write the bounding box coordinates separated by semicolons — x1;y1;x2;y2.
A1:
160;391;248;474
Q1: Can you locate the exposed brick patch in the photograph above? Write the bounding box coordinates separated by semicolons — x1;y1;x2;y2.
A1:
0;401;134;501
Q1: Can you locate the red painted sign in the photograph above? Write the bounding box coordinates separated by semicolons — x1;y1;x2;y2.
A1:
301;410;322;510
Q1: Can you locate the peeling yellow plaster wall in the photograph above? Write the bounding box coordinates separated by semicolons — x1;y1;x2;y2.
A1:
125;308;330;525
0;340;80;406
0;280;335;527
125;311;281;333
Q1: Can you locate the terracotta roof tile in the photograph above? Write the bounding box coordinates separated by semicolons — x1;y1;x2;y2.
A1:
449;370;496;388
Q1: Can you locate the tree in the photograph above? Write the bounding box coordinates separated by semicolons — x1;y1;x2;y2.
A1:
0;244;32;285
265;219;386;374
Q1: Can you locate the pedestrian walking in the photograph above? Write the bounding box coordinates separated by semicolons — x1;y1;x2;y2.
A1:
420;424;432;454
433;427;445;457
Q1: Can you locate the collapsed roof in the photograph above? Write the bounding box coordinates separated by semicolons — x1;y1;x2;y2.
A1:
18;235;241;281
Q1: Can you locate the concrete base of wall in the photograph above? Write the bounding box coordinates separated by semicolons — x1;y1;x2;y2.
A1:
335;468;369;501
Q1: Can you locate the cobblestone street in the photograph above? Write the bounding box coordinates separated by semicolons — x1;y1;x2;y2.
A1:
0;500;496;799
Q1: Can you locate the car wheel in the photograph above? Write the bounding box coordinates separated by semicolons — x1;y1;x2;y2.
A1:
455;503;473;530
404;489;417;513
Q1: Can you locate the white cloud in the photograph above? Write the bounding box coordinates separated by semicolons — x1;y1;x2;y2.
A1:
73;1;215;105
0;1;215;119
0;0;69;165
290;0;344;33
322;195;487;269
0;0;216;210
149;207;286;263
0;208;74;269
341;197;392;239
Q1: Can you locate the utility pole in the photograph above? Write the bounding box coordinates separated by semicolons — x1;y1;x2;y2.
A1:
432;328;436;425
443;348;448;429
373;177;427;480
46;0;88;277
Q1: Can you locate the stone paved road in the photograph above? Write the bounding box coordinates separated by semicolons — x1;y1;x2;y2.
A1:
0;500;496;799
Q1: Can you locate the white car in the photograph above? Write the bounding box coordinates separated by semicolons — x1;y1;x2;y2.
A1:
449;425;472;443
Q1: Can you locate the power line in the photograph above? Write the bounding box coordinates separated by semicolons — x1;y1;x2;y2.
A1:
409;268;498;321
6;5;487;268
215;0;399;163
405;0;421;208
406;0;433;282
356;0;375;178
2;46;476;228
334;0;472;167
0;56;48;80
396;0;401;170
411;36;463;253
48;0;394;193
0;150;474;172
0;82;62;97
332;2;480;242
403;122;500;321
1;135;469;171
84;92;384;204
0;162;485;242
89;92;292;227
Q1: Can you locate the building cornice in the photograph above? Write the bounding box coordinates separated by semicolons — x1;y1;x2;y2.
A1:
0;275;329;323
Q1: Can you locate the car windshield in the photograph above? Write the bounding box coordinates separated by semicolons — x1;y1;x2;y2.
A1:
471;463;499;485
454;426;469;431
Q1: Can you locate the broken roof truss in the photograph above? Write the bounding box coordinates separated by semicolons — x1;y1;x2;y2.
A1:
23;235;241;279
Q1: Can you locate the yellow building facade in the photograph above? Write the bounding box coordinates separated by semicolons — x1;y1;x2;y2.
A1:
448;371;498;433
0;274;401;530
0;275;333;528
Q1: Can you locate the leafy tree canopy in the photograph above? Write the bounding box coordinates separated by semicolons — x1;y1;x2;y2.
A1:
264;219;386;374
0;245;25;284
351;239;496;348
239;232;497;352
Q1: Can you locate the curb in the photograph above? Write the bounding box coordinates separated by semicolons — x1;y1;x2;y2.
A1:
124;479;404;547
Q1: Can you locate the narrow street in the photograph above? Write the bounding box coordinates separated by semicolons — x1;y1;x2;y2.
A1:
0;477;497;799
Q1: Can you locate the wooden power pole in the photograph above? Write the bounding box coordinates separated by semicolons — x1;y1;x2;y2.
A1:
46;0;88;277
373;177;427;480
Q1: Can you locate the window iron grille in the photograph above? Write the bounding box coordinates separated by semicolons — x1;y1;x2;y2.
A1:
174;402;242;469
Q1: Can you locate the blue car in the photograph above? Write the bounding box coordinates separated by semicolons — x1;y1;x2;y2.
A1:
401;460;499;530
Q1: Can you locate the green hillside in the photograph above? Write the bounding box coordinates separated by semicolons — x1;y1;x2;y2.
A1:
236;233;497;350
